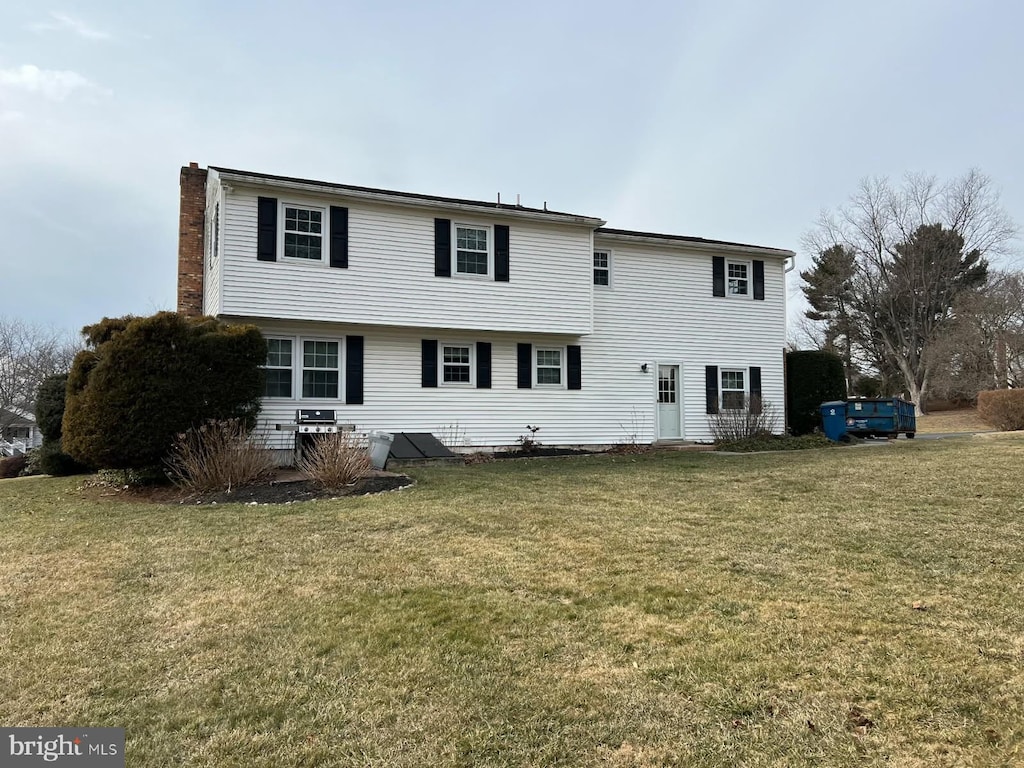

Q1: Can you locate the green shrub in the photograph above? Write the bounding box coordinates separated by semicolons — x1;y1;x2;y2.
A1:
166;419;276;493
63;312;266;472
0;455;28;478
976;390;1024;431
786;350;847;435
35;374;69;442
37;440;90;476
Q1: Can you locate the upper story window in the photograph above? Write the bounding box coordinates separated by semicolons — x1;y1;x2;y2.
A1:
536;348;563;386
593;250;610;286
283;205;324;261
302;340;340;398
721;369;746;409
441;344;473;384
727;260;749;296
455;225;491;276
264;338;293;398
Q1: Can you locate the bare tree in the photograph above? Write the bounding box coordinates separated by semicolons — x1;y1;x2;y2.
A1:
0;317;80;430
801;170;1019;412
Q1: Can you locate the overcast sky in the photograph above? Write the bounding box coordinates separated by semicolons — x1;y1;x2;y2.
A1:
1;0;1021;337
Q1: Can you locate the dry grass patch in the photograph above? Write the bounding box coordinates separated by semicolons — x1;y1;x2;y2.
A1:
915;407;991;434
1;437;1023;765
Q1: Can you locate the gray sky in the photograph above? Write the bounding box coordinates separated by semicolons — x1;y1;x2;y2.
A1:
1;0;1021;336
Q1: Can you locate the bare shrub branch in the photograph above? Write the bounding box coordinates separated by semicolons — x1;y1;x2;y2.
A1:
709;397;780;443
297;432;371;491
166;419;275;493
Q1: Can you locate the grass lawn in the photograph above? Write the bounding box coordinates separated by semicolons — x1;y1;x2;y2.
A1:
1;438;1023;767
915;408;992;434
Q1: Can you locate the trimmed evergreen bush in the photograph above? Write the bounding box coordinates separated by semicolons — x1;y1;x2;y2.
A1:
976;390;1024;431
786;350;847;435
36;374;69;441
63;312;266;472
33;373;90;476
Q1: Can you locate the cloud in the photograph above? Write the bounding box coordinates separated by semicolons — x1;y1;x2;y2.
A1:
29;11;111;40
0;65;110;101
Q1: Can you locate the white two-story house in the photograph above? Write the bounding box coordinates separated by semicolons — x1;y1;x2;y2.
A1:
177;163;793;454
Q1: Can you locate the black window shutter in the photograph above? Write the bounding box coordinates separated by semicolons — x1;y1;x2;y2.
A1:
749;365;762;414
494;225;510;282
517;343;532;389
421;340;438;387
434;218;451;277
753;260;765;300
345;335;363;404
330;206;349;269
705;365;719;414
476;342;492;389
257;197;277;261
567;345;582;390
712;256;725;296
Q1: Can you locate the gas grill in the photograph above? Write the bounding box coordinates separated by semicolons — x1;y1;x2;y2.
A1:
296;409;339;434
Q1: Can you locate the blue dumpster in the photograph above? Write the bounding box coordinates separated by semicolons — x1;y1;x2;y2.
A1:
820;401;848;441
844;397;916;439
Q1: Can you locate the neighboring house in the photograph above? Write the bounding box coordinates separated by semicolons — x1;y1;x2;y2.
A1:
0;407;43;455
177;163;794;456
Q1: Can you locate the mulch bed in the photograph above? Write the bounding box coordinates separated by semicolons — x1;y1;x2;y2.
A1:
82;473;414;506
492;447;602;459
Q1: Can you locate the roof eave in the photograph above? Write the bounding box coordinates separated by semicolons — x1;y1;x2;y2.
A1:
212;169;606;228
595;229;794;259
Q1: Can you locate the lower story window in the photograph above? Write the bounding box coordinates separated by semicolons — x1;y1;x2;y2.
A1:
302;340;340;398
536;348;562;385
264;338;293;398
721;369;746;410
442;345;471;384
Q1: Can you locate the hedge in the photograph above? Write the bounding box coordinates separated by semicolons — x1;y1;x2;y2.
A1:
976;389;1024;431
786;350;847;435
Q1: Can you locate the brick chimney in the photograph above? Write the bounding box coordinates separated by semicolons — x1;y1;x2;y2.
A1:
177;162;208;317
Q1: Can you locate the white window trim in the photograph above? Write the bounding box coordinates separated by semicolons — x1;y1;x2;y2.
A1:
300;337;344;400
439;341;475;387
720;367;748;410
593;249;612;288
279;201;328;264
534;346;566;389
726;259;751;299
263;336;295;400
452;222;493;279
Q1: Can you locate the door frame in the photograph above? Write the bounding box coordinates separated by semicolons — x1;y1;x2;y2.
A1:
654;361;684;440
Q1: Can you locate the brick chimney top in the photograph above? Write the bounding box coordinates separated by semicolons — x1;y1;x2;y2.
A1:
188;161;199;169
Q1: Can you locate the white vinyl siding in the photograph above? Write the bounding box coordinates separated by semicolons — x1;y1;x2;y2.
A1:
246;239;786;450
218;187;593;334
202;173;223;316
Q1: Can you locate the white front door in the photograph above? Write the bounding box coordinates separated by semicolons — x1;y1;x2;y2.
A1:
657;364;682;439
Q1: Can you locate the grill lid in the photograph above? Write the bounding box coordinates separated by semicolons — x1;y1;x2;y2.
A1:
296;409;337;423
